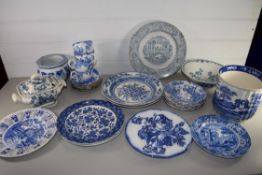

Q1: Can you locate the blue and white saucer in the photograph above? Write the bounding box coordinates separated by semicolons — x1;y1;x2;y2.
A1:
164;80;207;110
102;72;163;108
57;99;125;146
125;109;192;158
191;115;251;158
0;108;57;157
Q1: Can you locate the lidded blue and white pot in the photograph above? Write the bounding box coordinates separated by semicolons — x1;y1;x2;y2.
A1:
213;65;262;121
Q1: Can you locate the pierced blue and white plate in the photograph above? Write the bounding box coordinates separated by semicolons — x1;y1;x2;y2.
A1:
164;80;207;110
191;115;251;158
57;99;125;146
102;72;163;108
129;21;186;78
0;108;57;158
125;109;192;158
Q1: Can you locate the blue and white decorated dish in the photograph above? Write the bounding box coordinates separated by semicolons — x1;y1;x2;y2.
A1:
36;53;70;80
70;68;101;90
0;108;57;157
181;59;222;87
164;80;207;110
213;65;262;121
57;100;124;146
102;72;163;108
191;115;251;158
125;109;192;158
129;20;186;78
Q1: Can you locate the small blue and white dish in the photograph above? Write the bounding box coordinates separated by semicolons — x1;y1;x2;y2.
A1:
12;74;66;107
213;65;262;121
191;115;251;158
129;20;186;78
70;68;101;90
72;40;94;56
164;80;207;110
102;72;163;108
57;99;124;146
0;108;57;157
36;53;70;80
125;109;192;158
181;59;223;87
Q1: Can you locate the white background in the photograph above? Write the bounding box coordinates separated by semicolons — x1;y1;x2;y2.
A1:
0;0;261;78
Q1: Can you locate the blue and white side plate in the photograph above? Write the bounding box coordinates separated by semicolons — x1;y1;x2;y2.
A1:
125;109;192;158
102;72;163;108
129;21;186;78
164;80;207;110
0;108;57;158
57;100;125;146
191;115;251;158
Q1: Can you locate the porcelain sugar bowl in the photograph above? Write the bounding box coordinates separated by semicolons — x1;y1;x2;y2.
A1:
12;74;66;107
213;65;262;121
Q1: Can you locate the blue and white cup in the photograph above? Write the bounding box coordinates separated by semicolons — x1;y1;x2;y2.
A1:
72;40;94;56
68;57;94;73
75;54;96;64
213;65;262;121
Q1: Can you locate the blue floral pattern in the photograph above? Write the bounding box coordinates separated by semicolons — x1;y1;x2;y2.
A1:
57;100;124;146
0;108;57;157
191;115;251;158
102;72;163;107
125;110;192;158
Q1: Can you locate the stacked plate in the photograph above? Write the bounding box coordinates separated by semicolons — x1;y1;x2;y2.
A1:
102;72;163;108
164;80;207;110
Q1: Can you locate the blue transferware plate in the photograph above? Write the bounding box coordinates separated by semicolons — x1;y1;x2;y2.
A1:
125;109;192;158
57;99;125;146
164;80;207;110
191;115;251;158
0;108;57;158
181;59;222;87
102;72;163;108
129;21;186;78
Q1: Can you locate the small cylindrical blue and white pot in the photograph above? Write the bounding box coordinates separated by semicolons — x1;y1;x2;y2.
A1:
213;65;262;121
72;40;94;56
36;54;69;80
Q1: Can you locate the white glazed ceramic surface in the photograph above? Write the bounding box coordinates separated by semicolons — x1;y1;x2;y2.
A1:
213;65;262;121
182;59;222;87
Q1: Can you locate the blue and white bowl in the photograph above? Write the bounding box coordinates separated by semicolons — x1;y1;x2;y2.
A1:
36;54;70;80
164;80;207;110
72;40;94;56
213;65;262;121
181;59;223;87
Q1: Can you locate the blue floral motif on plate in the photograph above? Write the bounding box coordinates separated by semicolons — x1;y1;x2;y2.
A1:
191;115;251;158
57;99;124;146
0;108;57;157
125;109;192;158
102;72;163;107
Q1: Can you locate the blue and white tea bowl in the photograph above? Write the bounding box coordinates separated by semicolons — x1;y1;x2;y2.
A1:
72;40;94;56
181;59;222;87
213;65;262;121
68;57;94;73
36;54;69;80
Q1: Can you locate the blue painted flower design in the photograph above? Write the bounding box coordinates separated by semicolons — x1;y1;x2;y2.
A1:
131;113;189;154
117;83;150;102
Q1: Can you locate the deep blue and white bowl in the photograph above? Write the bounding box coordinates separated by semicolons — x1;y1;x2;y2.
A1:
181;59;222;87
36;54;70;80
164;80;207;110
213;65;262;121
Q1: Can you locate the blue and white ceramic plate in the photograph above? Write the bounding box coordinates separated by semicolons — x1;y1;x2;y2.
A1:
129;21;186;78
102;72;163;108
164;80;207;110
57;100;125;146
191;115;251;158
0;108;57;158
181;59;222;87
125;109;192;158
